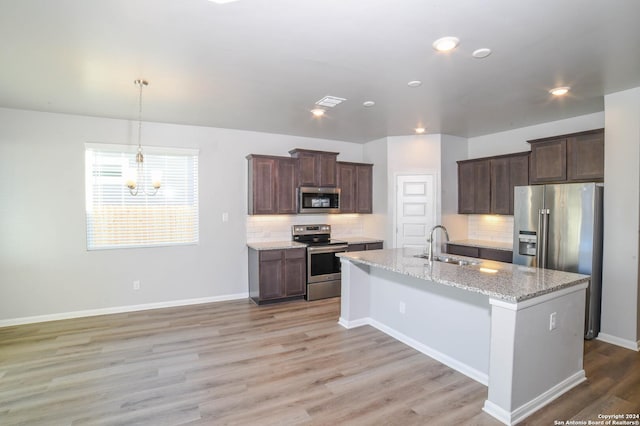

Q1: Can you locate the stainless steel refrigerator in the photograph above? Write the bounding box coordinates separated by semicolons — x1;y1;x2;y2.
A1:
512;182;603;339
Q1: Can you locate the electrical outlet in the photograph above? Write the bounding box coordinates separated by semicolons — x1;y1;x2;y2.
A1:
549;312;557;331
133;280;140;290
222;212;229;222
399;302;406;314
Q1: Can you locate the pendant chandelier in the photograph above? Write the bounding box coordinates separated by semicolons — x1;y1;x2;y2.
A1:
126;79;160;196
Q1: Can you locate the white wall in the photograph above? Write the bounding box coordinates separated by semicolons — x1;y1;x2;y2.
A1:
601;88;640;347
386;135;442;248
440;134;468;241
363;137;388;243
0;107;364;322
468;112;605;158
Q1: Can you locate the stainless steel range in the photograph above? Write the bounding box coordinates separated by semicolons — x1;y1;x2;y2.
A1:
292;224;348;301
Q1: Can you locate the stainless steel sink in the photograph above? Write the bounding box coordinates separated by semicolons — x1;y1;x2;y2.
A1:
414;254;480;266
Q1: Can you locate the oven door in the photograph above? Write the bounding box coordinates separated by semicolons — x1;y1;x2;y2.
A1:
307;244;348;284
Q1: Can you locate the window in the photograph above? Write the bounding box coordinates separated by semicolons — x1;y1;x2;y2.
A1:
85;143;199;250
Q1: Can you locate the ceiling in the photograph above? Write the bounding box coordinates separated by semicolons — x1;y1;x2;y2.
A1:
1;0;639;143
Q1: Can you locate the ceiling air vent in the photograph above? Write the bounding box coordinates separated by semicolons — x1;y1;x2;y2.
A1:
315;96;347;108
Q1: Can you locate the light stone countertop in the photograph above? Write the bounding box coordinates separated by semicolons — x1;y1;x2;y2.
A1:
338;236;384;245
337;248;589;303
247;241;307;250
448;239;513;251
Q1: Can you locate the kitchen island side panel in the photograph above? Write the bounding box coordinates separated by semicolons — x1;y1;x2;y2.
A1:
368;267;491;380
485;285;587;426
339;258;491;383
338;260;371;328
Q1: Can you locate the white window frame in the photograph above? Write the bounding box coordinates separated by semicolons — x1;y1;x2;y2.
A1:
85;142;199;250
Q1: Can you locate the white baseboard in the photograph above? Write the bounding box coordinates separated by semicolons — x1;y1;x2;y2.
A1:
483;370;586;425
338;316;488;386
0;293;249;328
338;316;370;329
597;333;640;352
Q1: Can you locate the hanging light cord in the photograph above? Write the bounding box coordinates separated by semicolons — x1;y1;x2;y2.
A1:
137;79;144;152
127;79;158;196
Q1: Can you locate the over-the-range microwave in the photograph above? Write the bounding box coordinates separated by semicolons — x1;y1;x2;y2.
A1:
298;187;340;214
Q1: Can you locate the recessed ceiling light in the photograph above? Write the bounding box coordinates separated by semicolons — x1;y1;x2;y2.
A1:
362;101;376;107
407;80;422;88
549;86;570;96
311;108;325;117
472;48;492;59
432;36;460;52
415;127;426;134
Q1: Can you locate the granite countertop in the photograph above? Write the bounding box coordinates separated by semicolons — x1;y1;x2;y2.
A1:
448;239;513;251
247;241;307;250
337;248;589;303
339;236;384;245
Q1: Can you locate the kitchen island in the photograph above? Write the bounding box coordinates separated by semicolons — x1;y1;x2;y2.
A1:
337;248;590;426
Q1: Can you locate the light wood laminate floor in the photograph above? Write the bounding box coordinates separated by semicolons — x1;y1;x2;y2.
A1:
1;298;638;425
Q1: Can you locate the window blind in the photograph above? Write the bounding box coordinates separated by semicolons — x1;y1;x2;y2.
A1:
85;143;199;250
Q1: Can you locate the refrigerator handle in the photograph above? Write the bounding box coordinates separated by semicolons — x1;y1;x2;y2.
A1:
536;209;543;267
540;208;550;268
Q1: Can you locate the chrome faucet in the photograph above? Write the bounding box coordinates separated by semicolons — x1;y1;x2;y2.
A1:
427;225;450;262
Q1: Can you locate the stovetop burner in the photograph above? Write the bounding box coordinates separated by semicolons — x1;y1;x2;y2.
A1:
304;238;348;247
291;224;346;246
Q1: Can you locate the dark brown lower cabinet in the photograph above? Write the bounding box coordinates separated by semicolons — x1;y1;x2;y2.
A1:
249;248;306;304
446;243;513;263
347;241;384;252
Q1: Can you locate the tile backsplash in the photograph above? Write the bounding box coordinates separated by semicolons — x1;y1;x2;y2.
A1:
247;213;513;244
467;215;514;243
247;214;365;242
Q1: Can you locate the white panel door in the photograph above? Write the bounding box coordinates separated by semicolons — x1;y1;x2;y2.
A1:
395;174;436;249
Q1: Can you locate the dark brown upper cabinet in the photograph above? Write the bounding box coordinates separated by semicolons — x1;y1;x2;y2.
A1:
247;154;297;215
490;152;530;215
337;161;373;214
529;128;604;184
567;130;605;181
288;148;338;187
458;159;491;214
458;152;529;215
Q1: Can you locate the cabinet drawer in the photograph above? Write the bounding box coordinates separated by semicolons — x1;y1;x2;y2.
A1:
479;248;513;263
446;244;479;258
285;248;306;259
260;250;283;262
366;242;383;250
348;244;366;252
